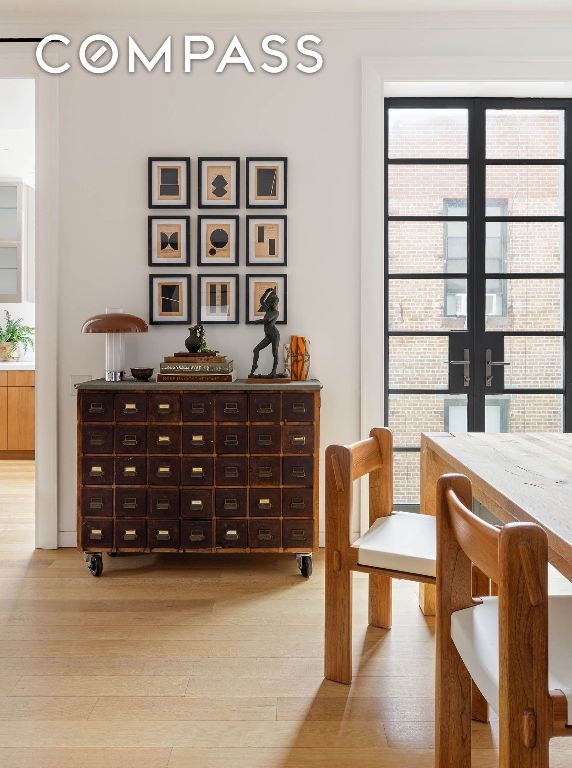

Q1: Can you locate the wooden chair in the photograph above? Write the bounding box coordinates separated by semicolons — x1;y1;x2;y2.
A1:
324;427;436;684
436;473;572;768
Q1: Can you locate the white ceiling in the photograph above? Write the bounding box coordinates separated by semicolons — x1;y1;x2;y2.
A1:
0;0;571;14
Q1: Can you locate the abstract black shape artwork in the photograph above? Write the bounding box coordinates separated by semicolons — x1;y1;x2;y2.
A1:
148;158;190;209
211;174;229;198
198;158;240;208
198;216;239;266
246;158;287;209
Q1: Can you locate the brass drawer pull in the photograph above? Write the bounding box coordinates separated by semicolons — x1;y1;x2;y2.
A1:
291;467;306;479
224;434;239;447
191;403;206;414
89;528;103;540
88;498;104;510
122;497;138;510
89;435;105;446
191;467;204;478
258;498;272;509
224;498;238;511
156;530;171;541
224;466;239;479
123;403;138;413
158;403;171;411
258;466;273;479
89;465;104;477
156;500;171;510
89;403;104;414
157;466;171;477
257;404;273;414
123;529;137;541
122;435;138;447
257;435;272;446
191;434;205;445
290;528;307;541
257;529;272;541
224;402;239;414
123;466;137;476
292;435;307;446
189;529;205;542
157;435;171;445
190;499;204;510
292;402;306;414
224;529;239;541
290;498;306;510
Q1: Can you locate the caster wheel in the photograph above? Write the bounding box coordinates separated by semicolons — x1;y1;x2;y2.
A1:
87;554;103;577
299;555;312;579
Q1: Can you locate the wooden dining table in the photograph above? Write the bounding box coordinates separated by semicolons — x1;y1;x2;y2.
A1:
418;432;572;613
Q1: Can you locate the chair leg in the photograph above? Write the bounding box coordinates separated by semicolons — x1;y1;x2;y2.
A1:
435;642;472;768
368;573;392;629
324;565;353;684
471;681;489;723
499;714;549;768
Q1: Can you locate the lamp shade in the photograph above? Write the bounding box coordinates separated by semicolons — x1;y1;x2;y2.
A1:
82;313;148;334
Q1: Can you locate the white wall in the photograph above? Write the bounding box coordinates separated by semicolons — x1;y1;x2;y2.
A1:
5;11;572;543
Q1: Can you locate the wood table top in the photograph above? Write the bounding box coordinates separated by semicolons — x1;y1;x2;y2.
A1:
422;432;572;580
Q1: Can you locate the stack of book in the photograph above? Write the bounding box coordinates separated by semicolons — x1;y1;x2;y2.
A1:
156;352;236;383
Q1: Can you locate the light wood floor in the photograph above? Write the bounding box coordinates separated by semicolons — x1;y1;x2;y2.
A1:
0;461;571;767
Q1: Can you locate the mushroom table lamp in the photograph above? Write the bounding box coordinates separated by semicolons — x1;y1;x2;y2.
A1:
82;309;148;381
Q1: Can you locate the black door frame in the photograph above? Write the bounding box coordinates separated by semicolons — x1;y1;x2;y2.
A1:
385;97;571;499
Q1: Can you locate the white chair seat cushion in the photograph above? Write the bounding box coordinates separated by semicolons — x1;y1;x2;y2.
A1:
356;511;436;577
451;595;572;724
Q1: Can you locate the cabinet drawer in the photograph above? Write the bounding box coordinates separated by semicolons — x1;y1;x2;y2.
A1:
114;456;147;485
148;457;181;486
81;392;114;422
114;520;146;549
215;393;247;422
182;393;214;423
216;519;248;549
181;489;213;519
82;457;113;485
148;488;180;519
115;393;147;422
181;457;214;486
282;519;314;549
215;488;248;518
81;488;113;517
282;425;314;455
82;425;113;454
282;456;313;486
282;488;314;518
282;392;314;423
249;425;281;455
181;520;213;549
82;518;113;548
114;488;147;518
182;426;214;455
148;520;180;549
148;426;181;455
215;425;248;455
249;392;281;422
148;393;181;423
249;519;281;548
249;456;281;487
114;425;147;454
249;489;281;518
216;456;248;486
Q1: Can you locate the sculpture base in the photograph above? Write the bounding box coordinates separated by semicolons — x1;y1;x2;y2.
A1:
248;374;291;383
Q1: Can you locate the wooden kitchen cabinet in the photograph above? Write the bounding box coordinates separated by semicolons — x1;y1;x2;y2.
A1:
0;370;35;457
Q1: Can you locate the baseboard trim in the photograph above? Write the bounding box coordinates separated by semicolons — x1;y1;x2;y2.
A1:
57;531;76;548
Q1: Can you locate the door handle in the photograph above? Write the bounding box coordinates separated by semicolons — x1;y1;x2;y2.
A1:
449;348;470;387
485;348;510;387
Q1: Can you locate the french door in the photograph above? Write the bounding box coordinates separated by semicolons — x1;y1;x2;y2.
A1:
385;98;571;508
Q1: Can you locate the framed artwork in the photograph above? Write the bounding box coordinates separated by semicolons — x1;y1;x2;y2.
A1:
148;157;190;208
246;157;287;208
198;274;239;324
246;215;287;266
148;216;191;266
198;157;240;208
149;274;191;324
197;215;239;266
246;274;287;324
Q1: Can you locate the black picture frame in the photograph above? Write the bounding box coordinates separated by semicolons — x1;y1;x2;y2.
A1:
149;273;191;325
246;157;288;209
197;274;239;324
246;273;287;325
198;157;240;209
148;216;191;266
148;157;191;209
197;215;240;267
246;215;287;266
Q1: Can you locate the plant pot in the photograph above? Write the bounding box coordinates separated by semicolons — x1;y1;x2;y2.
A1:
0;342;19;362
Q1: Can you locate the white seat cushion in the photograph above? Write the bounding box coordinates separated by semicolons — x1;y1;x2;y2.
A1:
451;595;572;724
356;511;436;577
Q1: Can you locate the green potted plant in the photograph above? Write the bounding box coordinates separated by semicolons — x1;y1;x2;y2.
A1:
0;311;35;362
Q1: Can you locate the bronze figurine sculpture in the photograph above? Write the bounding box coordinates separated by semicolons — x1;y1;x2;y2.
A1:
249;288;288;379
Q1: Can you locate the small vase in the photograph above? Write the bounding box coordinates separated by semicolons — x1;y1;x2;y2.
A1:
0;342;19;362
185;325;203;354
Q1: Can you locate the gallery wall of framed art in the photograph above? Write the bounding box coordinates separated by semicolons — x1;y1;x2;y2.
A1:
146;156;288;326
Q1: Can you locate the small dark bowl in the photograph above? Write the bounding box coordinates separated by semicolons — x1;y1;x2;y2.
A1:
131;367;154;381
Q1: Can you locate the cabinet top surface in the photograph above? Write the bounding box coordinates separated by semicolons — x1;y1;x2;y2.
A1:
75;378;322;392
